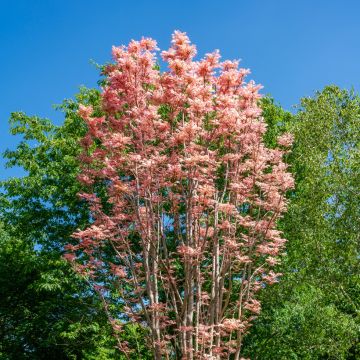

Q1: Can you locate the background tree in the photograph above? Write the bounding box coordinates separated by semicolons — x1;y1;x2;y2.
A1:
242;87;360;359
0;89;152;359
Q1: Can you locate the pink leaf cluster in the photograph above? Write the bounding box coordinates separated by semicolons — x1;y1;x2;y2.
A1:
66;31;294;359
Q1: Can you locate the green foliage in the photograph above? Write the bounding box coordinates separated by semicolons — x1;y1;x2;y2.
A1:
0;223;118;359
260;97;292;149
242;87;360;359
245;285;357;360
1;88;99;251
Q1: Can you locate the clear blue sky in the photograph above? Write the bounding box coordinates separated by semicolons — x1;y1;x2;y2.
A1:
1;0;360;178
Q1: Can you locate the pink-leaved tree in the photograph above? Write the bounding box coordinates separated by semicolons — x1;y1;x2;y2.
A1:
65;31;294;359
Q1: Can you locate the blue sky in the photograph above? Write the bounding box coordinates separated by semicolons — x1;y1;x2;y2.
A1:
1;0;360;178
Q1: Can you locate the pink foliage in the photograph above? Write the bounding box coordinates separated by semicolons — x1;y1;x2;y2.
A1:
66;31;294;359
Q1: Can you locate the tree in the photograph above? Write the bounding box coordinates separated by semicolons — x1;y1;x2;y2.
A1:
67;31;294;359
0;89;152;359
0;88;98;252
242;88;360;359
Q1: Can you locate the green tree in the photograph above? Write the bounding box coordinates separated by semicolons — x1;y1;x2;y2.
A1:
0;88;152;359
243;87;360;359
